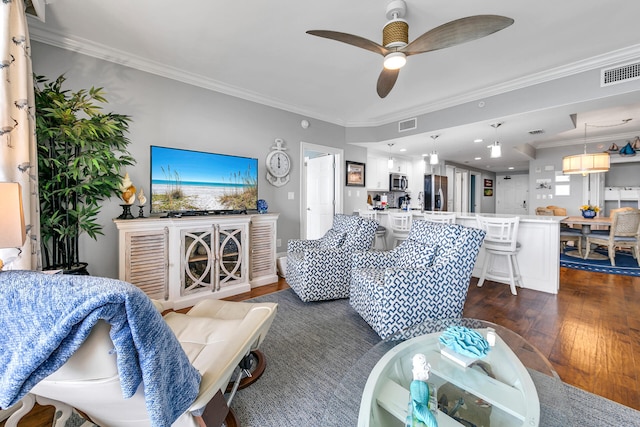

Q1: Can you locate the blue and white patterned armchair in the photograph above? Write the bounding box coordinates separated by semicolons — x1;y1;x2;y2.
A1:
349;220;486;339
286;214;378;302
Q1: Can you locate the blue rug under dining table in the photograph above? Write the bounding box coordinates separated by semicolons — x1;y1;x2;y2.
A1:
560;247;640;277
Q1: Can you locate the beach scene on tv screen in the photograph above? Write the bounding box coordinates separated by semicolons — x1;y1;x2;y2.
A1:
151;146;258;212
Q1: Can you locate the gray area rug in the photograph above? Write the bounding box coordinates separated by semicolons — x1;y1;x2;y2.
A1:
49;288;640;426
234;288;640;427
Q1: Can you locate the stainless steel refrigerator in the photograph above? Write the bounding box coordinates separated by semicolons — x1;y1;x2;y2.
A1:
424;174;448;211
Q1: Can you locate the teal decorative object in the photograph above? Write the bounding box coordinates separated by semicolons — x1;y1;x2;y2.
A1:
439;326;489;358
620;142;636;156
406;354;438;427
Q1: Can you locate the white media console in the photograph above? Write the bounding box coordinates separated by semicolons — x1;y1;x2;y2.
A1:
114;213;279;309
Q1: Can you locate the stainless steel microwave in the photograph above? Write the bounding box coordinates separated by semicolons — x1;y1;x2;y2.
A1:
389;173;408;191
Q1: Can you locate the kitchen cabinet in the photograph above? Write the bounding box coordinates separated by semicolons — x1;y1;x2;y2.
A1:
367;153;413;191
366;154;390;191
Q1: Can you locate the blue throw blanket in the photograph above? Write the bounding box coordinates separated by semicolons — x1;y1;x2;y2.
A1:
0;271;201;427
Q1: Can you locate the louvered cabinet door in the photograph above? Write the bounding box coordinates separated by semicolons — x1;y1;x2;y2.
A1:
249;216;278;286
124;228;169;300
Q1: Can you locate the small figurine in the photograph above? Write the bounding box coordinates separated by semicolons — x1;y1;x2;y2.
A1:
408;354;438;427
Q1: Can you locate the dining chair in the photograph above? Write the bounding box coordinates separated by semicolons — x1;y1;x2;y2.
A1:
590;207;635;237
560;229;583;257
546;206;567;216
584;209;640;266
540;205;582;255
535;207;554;216
387;211;412;248
423;212;456;224
475;215;522;295
357;209;387;250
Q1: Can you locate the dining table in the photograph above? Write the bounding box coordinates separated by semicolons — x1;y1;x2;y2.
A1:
561;216;611;260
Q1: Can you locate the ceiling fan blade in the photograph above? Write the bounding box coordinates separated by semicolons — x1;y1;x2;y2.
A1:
402;15;514;56
306;30;389;56
377;69;400;98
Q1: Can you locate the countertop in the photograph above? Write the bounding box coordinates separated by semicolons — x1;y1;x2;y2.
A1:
373;209;567;223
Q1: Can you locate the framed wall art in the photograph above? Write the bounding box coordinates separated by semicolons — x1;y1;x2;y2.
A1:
346;161;366;187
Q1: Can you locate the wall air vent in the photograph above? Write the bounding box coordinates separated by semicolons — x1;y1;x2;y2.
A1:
601;61;640;87
398;117;417;133
528;129;545;135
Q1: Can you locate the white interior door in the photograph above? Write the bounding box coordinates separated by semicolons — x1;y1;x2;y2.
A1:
470;171;483;213
454;170;468;212
305;154;335;239
496;175;529;214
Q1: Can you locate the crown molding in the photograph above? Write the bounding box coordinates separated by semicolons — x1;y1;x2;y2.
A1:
28;19;640;130
27;21;348;127
534;130;640;149
346;44;640;128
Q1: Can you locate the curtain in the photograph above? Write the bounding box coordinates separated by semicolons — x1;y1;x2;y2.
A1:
0;0;41;270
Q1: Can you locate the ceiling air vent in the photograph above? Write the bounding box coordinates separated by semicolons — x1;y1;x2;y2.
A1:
528;129;545;135
601;61;640;87
398;117;417;133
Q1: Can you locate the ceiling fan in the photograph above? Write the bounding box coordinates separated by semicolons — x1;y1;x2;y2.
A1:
307;0;514;98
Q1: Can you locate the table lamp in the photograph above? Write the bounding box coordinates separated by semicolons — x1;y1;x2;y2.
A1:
0;182;26;270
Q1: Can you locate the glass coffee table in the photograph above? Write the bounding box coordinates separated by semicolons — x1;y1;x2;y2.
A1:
322;318;573;427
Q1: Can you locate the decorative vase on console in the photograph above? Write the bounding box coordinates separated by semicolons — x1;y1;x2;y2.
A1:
257;199;268;214
580;204;599;219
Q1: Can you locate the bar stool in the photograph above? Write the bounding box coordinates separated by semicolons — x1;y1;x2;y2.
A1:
476;215;522;295
388;211;412;248
358;210;387;250
423;212;456;224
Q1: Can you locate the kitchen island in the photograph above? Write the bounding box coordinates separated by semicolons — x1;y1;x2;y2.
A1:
375;210;564;294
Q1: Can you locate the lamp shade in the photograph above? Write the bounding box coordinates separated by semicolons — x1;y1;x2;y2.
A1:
562;152;610;175
0;182;26;248
429;152;439;165
490;142;501;158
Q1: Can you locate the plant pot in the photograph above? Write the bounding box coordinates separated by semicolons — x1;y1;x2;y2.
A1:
44;262;90;275
581;210;596;219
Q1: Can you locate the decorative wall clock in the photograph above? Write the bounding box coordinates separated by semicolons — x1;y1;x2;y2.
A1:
266;138;291;187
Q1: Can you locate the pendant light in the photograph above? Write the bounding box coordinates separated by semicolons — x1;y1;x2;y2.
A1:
489;123;502;158
562;123;610;175
429;135;439;165
387;143;395;169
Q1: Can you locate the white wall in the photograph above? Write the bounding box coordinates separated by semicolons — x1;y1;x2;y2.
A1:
32;42;365;279
528;145;587;216
528;145;640;216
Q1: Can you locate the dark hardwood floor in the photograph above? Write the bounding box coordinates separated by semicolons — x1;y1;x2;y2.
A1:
4;267;638;426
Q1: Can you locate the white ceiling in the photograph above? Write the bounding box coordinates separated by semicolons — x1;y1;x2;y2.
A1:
28;0;640;173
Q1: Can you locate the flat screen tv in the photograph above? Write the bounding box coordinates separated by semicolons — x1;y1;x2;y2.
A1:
150;145;258;214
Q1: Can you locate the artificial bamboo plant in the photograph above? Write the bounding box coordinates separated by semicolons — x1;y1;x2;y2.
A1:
35;75;135;273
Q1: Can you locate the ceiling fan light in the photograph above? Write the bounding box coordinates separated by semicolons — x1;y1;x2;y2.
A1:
383;52;406;70
490;142;501;158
